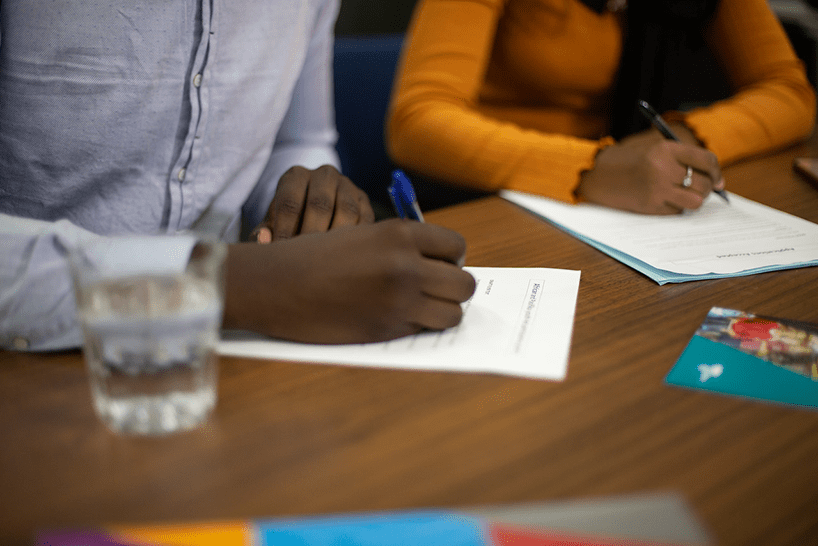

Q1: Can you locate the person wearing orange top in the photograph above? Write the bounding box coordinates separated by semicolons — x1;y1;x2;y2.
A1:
386;0;816;214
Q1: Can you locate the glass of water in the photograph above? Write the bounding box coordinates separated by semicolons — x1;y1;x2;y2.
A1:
70;235;226;435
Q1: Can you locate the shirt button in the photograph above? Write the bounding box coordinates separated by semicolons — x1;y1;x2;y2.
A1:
177;168;186;181
193;73;202;88
12;337;29;351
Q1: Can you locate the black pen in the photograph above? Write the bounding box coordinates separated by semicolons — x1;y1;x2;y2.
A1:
638;100;729;203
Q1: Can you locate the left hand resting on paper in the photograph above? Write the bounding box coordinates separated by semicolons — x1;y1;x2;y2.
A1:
576;124;724;215
251;164;375;242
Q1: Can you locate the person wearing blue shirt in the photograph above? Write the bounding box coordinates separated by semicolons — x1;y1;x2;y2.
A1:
0;0;476;351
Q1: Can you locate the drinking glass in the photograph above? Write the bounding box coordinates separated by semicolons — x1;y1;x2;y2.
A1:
70;235;225;435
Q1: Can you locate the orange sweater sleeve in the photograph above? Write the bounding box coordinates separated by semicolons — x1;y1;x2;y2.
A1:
667;0;816;164
385;0;613;203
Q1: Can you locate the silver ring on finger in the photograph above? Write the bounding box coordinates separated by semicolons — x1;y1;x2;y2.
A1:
682;166;694;188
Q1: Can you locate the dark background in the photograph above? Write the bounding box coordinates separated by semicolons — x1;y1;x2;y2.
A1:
335;0;417;35
334;0;818;91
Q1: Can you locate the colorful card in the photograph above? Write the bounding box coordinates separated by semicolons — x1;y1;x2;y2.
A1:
36;494;710;545
37;516;692;546
666;307;818;410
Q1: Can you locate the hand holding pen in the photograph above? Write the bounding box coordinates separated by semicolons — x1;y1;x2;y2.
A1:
389;169;472;269
638;100;729;204
227;166;474;344
576;110;724;214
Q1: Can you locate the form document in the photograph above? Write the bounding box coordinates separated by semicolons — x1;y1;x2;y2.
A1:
219;267;580;380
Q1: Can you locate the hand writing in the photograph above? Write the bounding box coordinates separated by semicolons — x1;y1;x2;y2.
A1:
577;127;723;214
225;219;476;344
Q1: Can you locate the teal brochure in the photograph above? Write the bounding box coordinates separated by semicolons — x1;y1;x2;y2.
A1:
666;307;818;410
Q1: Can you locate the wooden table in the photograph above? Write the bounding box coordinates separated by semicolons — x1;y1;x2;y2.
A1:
3;139;818;546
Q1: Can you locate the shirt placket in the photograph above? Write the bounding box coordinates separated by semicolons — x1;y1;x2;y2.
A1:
168;0;214;233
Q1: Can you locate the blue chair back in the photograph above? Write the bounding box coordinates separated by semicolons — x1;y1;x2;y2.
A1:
333;34;404;212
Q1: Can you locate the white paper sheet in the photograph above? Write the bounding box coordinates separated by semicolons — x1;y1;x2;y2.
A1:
218;267;581;380
501;190;818;284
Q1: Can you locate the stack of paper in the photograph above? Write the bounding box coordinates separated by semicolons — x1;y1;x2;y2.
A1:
501;190;818;284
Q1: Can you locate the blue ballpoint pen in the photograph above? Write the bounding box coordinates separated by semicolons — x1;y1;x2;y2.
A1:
388;169;424;222
638;100;730;203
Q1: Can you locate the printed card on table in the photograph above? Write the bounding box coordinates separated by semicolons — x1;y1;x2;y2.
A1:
37;493;711;545
37;511;700;546
666;307;818;410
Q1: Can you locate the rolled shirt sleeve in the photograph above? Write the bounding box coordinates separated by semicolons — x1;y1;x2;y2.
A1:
0;215;196;352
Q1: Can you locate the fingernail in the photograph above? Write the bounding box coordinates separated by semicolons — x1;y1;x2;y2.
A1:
715;178;726;191
257;227;272;244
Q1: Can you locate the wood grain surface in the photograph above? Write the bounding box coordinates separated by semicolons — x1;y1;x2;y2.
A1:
2;137;818;545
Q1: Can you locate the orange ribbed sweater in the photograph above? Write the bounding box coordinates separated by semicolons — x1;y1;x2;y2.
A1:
386;0;816;203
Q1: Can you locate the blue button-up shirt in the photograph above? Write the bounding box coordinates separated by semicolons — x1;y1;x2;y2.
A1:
0;0;341;350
